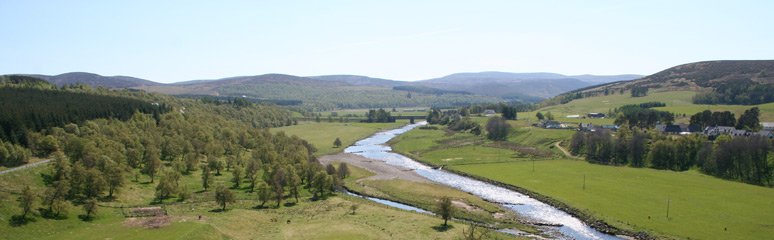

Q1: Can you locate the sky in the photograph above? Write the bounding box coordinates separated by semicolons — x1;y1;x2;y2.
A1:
1;0;773;83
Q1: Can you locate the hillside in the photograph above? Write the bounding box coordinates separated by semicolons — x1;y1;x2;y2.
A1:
415;72;641;99
29;72;162;88
139;74;503;110
309;75;404;87
547;60;774;106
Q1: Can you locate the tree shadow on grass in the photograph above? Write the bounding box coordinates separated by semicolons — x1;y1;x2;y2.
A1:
209;208;228;213
432;224;454;232
252;205;269;210
77;215;95;222
283;202;297;207
9;215;35;227
38;208;68;220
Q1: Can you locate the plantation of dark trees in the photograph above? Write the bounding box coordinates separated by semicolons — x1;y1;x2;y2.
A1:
630;86;649;97
613;105;674;129
570;128;773;186
0;87;168;146
693;82;774;105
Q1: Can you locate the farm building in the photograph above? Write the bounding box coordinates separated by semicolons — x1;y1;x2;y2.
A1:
540;120;566;129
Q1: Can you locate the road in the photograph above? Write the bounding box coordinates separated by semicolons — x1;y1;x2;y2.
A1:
554;141;582;159
0;159;52;175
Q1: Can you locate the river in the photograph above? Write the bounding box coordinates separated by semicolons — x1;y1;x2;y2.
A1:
344;122;621;240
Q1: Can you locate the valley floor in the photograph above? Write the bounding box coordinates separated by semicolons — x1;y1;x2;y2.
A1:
390;121;774;239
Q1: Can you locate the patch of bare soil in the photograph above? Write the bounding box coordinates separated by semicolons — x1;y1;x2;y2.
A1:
123;216;172;229
318;153;428;183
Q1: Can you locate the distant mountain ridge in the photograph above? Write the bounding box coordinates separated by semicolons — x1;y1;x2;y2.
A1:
7;70;642;108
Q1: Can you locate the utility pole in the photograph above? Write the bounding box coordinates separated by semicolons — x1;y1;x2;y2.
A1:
666;196;670;220
583;174;586;190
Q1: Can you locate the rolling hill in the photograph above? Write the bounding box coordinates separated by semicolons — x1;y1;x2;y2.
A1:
309;75;404;87
414;72;641;99
544;60;774;106
137;74;503;109
28;72;162;88
532;60;774;126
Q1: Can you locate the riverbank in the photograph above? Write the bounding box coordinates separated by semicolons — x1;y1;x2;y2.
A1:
319;153;428;183
394;149;649;239
320;153;533;234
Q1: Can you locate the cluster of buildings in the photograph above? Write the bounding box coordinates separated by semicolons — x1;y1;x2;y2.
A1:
565;113;606;119
701;123;774;139
537;111;773;139
575;122;773;139
577;123;620;132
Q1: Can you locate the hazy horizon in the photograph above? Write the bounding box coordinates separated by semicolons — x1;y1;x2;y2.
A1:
2;0;773;83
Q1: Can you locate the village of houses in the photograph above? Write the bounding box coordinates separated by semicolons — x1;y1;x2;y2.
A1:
533;112;774;139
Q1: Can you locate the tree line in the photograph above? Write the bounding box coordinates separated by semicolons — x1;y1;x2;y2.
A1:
363;108;396;123
613;105;674;129
689;107;761;131
426;108;512;141
570;127;773;186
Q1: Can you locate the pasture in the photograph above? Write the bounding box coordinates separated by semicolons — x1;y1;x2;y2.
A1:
271;121;407;156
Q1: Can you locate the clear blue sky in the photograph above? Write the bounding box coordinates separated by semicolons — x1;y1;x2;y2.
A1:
2;0;773;83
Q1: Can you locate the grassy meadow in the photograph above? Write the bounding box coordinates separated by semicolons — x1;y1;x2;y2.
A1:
270;120;407;156
454;160;774;240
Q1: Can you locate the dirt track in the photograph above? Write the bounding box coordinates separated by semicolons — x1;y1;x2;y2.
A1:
318;153;428;183
0;159;51;175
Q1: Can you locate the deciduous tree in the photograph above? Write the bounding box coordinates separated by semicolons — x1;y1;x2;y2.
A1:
437;196;454;227
18;186;35;219
215;185;235;211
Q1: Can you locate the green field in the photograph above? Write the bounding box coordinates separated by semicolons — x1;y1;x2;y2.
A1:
391;121;774;239
523;90;774;125
270;121;407;156
454;161;774;240
391;120;570;167
316;108;430;118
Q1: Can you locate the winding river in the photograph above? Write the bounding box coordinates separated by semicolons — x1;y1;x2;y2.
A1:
344;122;620;240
